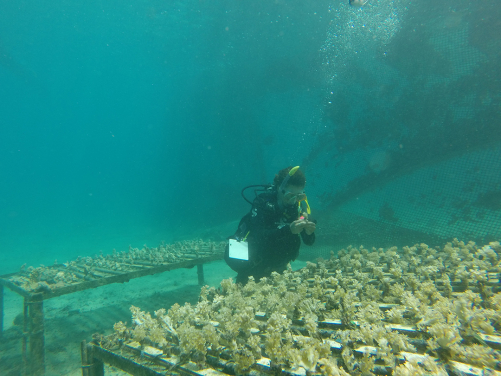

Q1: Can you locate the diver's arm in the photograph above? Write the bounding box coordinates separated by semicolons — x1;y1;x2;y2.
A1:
300;219;316;245
301;229;315;245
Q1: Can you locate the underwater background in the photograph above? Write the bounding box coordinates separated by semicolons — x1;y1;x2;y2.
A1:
0;0;500;374
1;0;501;270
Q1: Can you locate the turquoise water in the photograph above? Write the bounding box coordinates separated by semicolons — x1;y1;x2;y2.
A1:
2;0;499;270
0;0;500;374
0;1;334;271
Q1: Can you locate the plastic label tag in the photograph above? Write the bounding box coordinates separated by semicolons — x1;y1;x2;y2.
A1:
228;239;249;260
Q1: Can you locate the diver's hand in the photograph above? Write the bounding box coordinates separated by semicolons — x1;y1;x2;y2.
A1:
304;221;316;235
290;219;308;234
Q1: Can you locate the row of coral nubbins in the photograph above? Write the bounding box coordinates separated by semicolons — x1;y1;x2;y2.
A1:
7;239;225;293
105;240;501;376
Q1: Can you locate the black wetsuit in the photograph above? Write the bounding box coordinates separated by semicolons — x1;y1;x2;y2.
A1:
224;189;315;284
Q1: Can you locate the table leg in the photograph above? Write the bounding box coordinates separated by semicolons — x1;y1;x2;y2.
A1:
28;294;45;376
81;341;104;376
22;298;28;376
0;285;4;337
197;264;205;285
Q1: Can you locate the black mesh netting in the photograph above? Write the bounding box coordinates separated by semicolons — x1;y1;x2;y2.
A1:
296;0;501;259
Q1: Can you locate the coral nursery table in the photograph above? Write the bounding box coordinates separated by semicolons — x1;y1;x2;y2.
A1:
79;280;501;376
0;240;225;376
81;241;501;376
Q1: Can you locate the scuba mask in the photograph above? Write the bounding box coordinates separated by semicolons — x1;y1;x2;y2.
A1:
279;166;311;214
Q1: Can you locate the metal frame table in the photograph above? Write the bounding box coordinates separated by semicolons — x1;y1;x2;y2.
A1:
0;246;224;376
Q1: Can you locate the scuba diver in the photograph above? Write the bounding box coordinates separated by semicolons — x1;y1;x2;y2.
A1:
224;166;316;284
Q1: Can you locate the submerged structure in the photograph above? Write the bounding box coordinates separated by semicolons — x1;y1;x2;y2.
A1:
0;239;225;376
86;240;500;375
